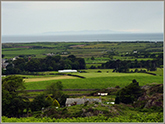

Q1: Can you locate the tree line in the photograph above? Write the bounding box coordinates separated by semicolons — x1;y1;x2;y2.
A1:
3;55;85;75
101;54;163;72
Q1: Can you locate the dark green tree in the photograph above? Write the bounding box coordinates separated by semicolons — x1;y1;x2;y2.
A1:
45;81;68;106
45;95;53;105
2;76;26;96
45;81;63;98
115;79;143;104
77;58;86;69
30;94;51;112
26;59;40;72
13;58;26;71
68;55;76;62
91;56;95;60
2;76;29;117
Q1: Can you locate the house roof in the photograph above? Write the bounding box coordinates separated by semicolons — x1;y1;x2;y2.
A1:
65;98;102;106
66;98;85;105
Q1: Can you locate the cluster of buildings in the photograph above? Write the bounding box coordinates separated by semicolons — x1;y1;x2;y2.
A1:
2;56;18;70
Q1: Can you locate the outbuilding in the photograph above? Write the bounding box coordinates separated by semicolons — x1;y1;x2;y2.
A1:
58;69;77;73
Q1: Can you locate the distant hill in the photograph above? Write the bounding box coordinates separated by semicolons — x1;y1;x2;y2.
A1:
42;30;130;35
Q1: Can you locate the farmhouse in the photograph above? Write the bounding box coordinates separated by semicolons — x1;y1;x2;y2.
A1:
65;97;102;106
58;69;77;73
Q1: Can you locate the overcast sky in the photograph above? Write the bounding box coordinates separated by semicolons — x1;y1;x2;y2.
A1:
1;1;164;35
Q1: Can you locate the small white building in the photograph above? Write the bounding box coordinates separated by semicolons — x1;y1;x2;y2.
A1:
133;51;137;53
58;69;77;73
12;56;19;61
98;93;108;96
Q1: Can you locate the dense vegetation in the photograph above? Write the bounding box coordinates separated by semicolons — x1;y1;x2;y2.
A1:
3;55;85;75
2;75;163;122
115;79;143;104
2;76;68;117
102;55;163;72
1;41;163;122
2;41;163;75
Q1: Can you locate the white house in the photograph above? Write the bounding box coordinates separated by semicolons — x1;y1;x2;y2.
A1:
58;69;77;73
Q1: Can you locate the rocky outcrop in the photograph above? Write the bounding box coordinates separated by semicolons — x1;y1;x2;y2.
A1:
133;84;163;110
81;104;119;117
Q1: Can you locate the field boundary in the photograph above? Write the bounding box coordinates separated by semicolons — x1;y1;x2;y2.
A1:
143;72;157;76
67;74;86;78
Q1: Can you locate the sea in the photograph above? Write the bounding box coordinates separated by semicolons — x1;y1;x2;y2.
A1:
1;33;163;43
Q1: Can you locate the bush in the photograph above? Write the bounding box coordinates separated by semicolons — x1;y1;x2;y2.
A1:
45;95;53;105
30;94;51;112
115;86;120;88
115;96;120;104
52;99;60;107
90;65;96;69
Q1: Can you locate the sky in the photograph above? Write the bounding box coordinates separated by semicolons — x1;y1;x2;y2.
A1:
1;1;164;35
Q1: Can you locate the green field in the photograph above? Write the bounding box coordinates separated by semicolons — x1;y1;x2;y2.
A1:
23;69;163;90
2;42;163;60
25;75;162;90
20;68;163;99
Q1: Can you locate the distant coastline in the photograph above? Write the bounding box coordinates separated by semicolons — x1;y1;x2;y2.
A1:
2;33;163;43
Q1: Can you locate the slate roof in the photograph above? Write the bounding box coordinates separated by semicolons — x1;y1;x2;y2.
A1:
65;98;102;106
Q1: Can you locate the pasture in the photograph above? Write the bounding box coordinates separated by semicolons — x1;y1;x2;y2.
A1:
25;75;162;90
24;69;163;90
2;42;163;59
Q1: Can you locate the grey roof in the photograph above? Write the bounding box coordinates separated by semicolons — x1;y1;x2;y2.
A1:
66;98;85;105
65;98;101;106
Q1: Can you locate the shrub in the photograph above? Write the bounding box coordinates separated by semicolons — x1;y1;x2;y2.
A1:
115;86;120;88
45;95;53;105
52;99;60;107
30;94;51;112
115;96;120;104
